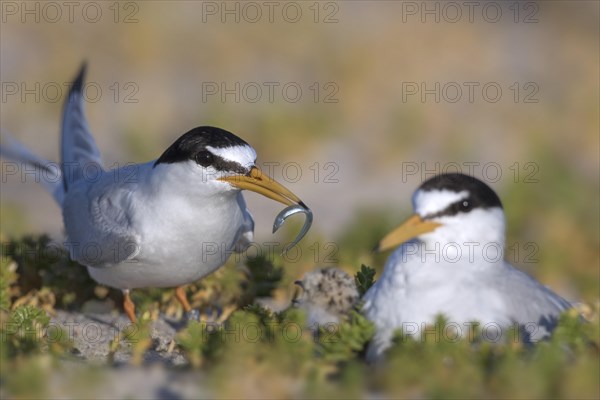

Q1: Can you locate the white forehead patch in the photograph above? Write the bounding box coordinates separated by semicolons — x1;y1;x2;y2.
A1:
206;145;257;169
413;189;469;216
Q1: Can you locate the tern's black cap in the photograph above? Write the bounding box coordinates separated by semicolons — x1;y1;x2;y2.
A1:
154;126;251;171
420;173;503;218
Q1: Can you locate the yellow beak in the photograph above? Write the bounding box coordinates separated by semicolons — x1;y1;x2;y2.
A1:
374;214;442;252
218;166;305;207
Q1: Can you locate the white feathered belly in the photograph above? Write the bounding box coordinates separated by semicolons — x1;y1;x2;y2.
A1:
86;249;232;289
87;199;244;290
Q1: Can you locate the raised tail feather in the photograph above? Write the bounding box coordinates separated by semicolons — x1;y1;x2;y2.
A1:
60;62;104;191
0;62;105;206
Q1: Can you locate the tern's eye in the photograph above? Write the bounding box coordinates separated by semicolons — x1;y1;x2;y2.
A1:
194;151;214;167
460;200;471;211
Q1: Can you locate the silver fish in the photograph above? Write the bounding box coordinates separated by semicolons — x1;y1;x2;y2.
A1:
273;204;313;254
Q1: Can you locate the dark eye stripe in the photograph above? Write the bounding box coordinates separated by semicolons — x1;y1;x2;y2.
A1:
211;155;249;174
424;198;472;219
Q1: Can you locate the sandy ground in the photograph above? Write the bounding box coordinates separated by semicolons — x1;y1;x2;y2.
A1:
36;361;211;399
33;310;215;399
51;310;188;365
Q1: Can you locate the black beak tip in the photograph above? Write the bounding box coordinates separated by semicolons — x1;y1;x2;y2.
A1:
294;280;303;288
372;243;381;253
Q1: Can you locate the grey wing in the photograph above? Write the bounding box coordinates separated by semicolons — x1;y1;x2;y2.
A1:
61;63;104;192
232;192;255;253
500;263;571;341
63;179;141;268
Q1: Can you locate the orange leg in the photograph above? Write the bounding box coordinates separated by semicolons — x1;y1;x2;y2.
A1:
123;290;137;323
175;286;192;313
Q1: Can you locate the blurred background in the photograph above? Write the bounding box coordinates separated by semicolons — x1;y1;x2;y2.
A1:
1;1;598;304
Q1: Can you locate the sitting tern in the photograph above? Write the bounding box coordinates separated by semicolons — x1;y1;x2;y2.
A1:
363;173;571;360
1;64;312;322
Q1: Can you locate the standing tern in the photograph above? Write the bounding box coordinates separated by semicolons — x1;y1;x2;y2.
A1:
363;173;571;360
0;64;312;322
